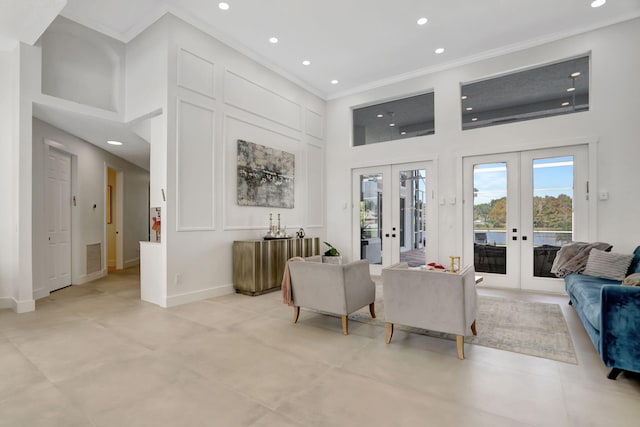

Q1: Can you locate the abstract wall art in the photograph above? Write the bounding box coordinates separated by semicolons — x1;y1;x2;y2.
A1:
237;139;295;208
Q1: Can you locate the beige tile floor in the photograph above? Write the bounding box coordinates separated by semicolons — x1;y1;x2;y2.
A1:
1;267;639;426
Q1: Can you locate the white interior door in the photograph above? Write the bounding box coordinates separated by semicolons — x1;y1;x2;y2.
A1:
47;149;72;292
353;161;435;275
464;146;588;292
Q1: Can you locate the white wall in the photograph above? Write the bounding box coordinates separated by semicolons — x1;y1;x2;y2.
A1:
32;118;150;297
325;18;640;265
151;15;326;306
125;15;168;122
0;50;17;308
126;16;170;305
41;16;125;113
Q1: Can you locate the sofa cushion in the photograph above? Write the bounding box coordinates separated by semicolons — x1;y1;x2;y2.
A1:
565;274;622;331
583;249;633;281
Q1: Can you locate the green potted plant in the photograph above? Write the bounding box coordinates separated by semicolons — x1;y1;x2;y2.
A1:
322;242;342;264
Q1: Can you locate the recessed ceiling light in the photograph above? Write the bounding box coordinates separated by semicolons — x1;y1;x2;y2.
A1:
466;107;473;111
591;0;606;8
567;87;576;92
376;114;384;118
107;140;123;146
417;17;428;25
331;79;339;85
461;95;468;100
434;48;445;54
562;102;570;106
389;123;396;127
400;131;407;135
218;2;230;10
302;60;311;66
571;72;581;78
269;37;279;44
471;118;478;122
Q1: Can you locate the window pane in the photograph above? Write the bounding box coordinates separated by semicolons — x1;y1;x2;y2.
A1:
532;156;574;277
473;163;507;274
461;56;589;130
360;174;383;265
399;169;426;267
353;92;434;146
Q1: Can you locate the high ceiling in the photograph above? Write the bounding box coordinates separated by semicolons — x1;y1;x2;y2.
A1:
58;0;640;99
2;1;640;170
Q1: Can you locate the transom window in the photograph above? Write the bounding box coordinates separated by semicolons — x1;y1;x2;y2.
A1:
461;56;589;130
353;92;435;146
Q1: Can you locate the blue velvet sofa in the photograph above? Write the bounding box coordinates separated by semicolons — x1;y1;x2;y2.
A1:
564;246;640;379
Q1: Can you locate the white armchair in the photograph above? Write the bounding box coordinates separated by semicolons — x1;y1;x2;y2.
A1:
287;258;376;335
382;263;478;359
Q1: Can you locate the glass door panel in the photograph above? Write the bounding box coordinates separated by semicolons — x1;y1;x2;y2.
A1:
521;146;588;292
359;173;384;266
472;163;508;274
464;153;519;289
531;156;574;277
397;168;427;267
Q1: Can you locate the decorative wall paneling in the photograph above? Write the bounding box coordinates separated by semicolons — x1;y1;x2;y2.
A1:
306;143;324;228
176;98;215;231
224;69;302;131
177;48;216;99
305;108;324;141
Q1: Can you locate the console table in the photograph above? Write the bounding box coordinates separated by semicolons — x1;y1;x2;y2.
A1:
233;237;320;296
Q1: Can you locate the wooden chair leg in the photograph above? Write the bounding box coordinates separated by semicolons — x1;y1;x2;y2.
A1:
293;306;300;323
471;320;477;336
386;323;394;344
369;302;376;318
342;316;348;335
456;335;465;360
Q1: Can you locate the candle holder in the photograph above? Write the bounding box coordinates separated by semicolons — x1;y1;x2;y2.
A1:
450;256;461;273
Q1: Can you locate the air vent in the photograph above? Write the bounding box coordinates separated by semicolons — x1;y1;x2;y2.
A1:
86;243;101;274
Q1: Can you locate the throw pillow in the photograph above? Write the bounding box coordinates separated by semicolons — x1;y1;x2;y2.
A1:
583;249;634;281
623;273;640;286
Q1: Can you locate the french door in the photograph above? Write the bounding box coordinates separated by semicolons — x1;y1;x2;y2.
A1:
463;146;589;293
353;162;436;275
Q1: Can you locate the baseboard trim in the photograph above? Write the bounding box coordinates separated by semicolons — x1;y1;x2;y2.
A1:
166;284;235;307
72;270;107;285
0;296;35;313
124;257;140;268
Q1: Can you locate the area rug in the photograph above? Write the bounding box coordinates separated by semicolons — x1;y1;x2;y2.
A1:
348;293;578;364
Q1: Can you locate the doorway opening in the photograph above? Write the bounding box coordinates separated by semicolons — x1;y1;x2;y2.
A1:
463;145;589;293
106;166;124;273
352;162;436;275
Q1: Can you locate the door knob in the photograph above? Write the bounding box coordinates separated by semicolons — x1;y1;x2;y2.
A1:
522;236;528;240
385;234;390;238
392;234;396;238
